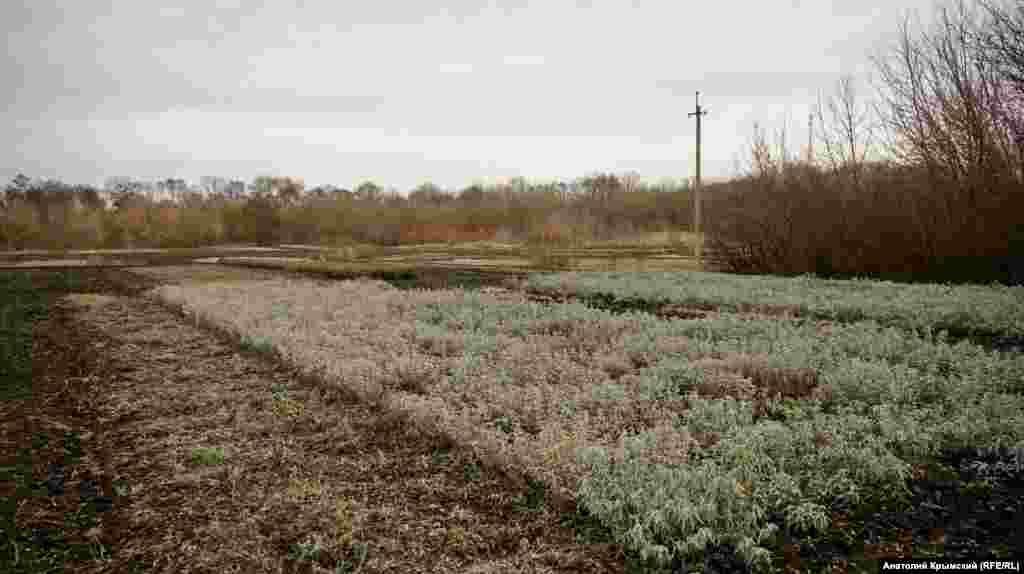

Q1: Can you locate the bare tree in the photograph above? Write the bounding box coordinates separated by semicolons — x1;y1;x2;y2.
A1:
3;173;32;209
748;121;778;180
867;0;1024;274
353;181;382;203
408;182;447;208
620;171;642;194
973;0;1024;179
975;0;1024;89
272;176;304;206
871;0;1020;198
814;75;878;181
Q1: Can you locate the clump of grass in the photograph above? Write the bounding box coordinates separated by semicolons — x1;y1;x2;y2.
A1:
463;461;482;482
286;477;323;500
270;384;305;418
189;446;225;466
334;541;369;573
333;496;357;546
239;333;273;354
287;538;324;562
0;271;49;401
445;526;466;546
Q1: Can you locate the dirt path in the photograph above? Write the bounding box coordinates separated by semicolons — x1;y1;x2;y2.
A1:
7;267;625;573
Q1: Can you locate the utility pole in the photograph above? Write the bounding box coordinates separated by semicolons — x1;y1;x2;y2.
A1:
807;111;814;163
688;91;708;259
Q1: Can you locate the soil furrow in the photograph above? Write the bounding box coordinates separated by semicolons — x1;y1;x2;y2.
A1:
7;267;625;573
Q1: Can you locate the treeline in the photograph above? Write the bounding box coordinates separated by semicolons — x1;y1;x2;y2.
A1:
701;0;1024;286
0;172;693;250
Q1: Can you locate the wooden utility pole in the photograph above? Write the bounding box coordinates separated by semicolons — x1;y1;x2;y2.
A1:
688;91;708;258
808;111;814;163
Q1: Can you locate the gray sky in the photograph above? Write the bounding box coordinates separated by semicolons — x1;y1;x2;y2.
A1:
2;0;939;192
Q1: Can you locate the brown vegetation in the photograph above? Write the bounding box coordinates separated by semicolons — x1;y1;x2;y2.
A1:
703;0;1024;286
0;174;693;253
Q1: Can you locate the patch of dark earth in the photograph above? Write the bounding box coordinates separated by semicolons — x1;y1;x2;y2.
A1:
762;444;1023;573
628;443;1024;574
1;269;163;572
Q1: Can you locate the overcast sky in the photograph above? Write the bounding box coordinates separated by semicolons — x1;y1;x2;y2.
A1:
2;0;940;192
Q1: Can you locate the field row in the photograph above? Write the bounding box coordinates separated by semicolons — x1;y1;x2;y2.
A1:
152;276;1024;570
525;270;1024;338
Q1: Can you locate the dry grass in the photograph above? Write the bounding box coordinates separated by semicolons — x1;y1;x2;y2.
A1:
131;264;300;285
41;270;626;573
574;230;701;249
148;272;838;521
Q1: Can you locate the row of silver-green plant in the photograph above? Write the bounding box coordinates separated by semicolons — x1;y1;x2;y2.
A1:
154;278;1024;572
416;293;1024;407
414;290;1024;569
526;270;1024;337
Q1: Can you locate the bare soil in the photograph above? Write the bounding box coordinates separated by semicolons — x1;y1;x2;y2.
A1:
3;266;625;573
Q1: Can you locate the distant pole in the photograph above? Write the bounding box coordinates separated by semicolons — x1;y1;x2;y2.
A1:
688;91;708;258
808;112;814;163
